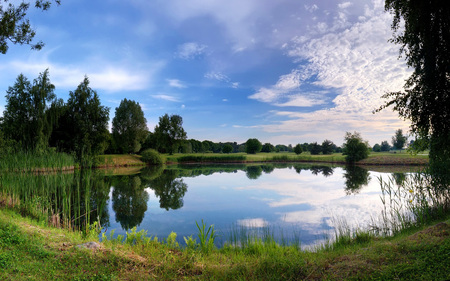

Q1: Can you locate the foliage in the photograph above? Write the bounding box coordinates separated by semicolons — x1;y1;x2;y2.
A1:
222;144;233;153
321;139;334;155
153;114;187;155
342;132;370;163
294;143;303;155
260;142;274;153
380;140;391;152
392;129;407;150
60;77;110;165
112;99;148;154
245;138;262;154
309;142;322;155
372;143;381;152
381;1;450;171
0;0;60;54
140;149;164;165
2;70;57;152
196;219;217;253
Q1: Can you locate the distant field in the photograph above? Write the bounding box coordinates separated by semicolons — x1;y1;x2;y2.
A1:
164;151;428;166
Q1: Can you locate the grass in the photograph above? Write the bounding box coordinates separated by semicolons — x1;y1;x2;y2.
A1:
96;154;146;167
0;206;448;280
0;150;76;172
164;151;428;166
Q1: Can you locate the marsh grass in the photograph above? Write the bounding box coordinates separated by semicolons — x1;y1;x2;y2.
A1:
0;171;104;233
0;150;75;172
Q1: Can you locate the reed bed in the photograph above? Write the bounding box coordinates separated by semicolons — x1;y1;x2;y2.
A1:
0;150;75;172
0;170;107;233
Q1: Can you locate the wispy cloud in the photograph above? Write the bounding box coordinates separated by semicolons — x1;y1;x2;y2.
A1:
248;3;412;144
205;71;240;88
176;42;208;60
6;58;163;92
152;94;180;102
167;79;187;88
249;69;322;107
204;72;230;82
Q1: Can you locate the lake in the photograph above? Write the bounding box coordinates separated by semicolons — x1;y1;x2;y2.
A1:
0;163;420;248
99;163;418;248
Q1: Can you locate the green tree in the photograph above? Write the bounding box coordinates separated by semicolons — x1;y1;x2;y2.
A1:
261;142;274;153
380;140;391;152
309;142;322;155
153;114;187;154
380;1;450;171
342;132;370;164
372;143;381;152
392;129;407;150
2;73;33;149
222;144;233;154
321;139;334;155
63;76;110;164
2;70;56;151
112;99;148;154
294;143;303;155
0;0;60;54
245;138;262;154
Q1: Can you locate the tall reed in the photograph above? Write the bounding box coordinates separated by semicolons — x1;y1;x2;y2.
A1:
0;150;75;172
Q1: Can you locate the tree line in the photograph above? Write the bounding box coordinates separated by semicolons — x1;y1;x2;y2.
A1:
0;70;412;167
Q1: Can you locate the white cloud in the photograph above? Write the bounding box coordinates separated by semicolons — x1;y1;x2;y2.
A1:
338;2;352;9
176;42;208;60
305;4;319;13
249;69;321;106
152;94;180;102
6;59;163;92
167;79;186;88
249;3;412;144
204;72;230;82
274;95;326;107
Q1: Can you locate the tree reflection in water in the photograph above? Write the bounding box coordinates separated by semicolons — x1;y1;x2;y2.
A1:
147;170;188;211
343;165;371;195
112;176;149;230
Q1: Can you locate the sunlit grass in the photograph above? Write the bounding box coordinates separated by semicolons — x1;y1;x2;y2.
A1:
0;150;75;172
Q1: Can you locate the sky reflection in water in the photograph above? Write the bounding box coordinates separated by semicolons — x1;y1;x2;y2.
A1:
104;164;410;247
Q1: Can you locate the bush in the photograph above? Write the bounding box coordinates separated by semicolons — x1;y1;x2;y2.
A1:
140;149;164;165
245;138;262;154
294;144;303;155
342;132;370;163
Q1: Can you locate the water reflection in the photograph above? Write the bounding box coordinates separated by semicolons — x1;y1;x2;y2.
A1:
1;163;425;248
343;165;371;194
111;176;149;230
147;170;187;210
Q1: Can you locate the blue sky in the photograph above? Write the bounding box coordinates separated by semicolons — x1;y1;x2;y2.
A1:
0;0;411;146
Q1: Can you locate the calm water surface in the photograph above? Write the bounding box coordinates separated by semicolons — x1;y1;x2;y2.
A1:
102;164;416;247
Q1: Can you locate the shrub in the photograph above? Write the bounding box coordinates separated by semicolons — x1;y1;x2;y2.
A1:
140;149;164;165
294;144;303;155
342;132;370;163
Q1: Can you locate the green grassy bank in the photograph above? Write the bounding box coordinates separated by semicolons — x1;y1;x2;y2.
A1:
0;208;448;280
1;151;428;172
164;151;428;166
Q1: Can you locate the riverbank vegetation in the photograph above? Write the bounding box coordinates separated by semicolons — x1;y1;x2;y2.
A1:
0;170;449;280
